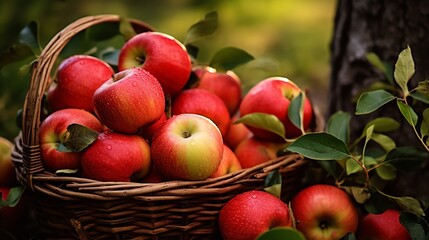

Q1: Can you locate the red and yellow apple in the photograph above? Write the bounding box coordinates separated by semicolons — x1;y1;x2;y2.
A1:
39;108;104;173
81;131;151;182
234;136;284;169
239;77;313;140
118;31;192;96
210;144;242;178
219;190;292;240
47;55;114;112
93;67;165;134
0;137;16;187
356;209;411;240
151;114;223;181
193;66;242;116
171;88;231;137
291;184;359;240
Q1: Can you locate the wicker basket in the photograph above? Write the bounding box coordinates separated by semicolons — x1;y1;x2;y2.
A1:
11;14;313;240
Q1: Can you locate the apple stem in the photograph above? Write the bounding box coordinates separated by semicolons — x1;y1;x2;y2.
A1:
182;130;191;138
136;56;146;65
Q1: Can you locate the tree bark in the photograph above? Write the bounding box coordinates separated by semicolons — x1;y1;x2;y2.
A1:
329;0;429;199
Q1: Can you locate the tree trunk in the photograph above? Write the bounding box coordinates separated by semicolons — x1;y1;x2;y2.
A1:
329;0;429;199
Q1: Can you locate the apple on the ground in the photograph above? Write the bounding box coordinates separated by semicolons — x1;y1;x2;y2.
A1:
193;66;242;116
210;144;242;178
171;88;231;137
47;55;114;112
239;77;313;140
0;137;17;187
151;114;223;181
356;209;411;240
218;190;292;240
291;184;359;240
81;131;151;182
39;108;104;173
93;67;165;134
234;136;284;169
118;31;192;97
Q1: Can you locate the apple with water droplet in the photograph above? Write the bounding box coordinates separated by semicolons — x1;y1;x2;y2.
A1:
81;131;151;182
47;55;114;112
239;77;313;140
218;190;292;240
39;108;104;173
118;31;192;97
150;114;223;181
93;67;165;134
291;184;359;240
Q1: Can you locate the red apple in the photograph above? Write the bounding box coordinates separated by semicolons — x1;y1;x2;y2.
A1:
93;67;165;134
224;115;253;150
81;131;151;182
39;108;104;173
239;77;313;140
219;190;292;240
234;136;284;169
47;55;115;112
118;31;192;96
151;114;223;181
194;66;242;116
171;88;231;137
210;144;242;178
140;164;165;183
356;209;411;240
0;137;17;187
291;184;359;240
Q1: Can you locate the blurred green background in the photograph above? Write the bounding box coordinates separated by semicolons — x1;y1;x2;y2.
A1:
0;0;336;141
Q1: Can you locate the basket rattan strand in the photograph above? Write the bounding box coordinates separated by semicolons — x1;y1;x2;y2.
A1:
11;14;310;240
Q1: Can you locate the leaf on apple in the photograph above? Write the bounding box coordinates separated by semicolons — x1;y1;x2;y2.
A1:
184;11;218;44
355;89;396;115
209;47;255;71
288;92;304;134
256;226;306;240
286;132;351;160
0;185;26;208
235;113;286;141
394;45;414;97
326;111;351;144
264;169;282;199
59;123;99;152
399;211;429;240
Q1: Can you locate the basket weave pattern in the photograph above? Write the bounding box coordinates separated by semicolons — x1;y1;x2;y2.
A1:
11;14;308;239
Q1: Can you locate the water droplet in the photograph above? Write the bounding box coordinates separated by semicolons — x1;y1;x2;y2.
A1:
107;145;112;150
132;81;138;87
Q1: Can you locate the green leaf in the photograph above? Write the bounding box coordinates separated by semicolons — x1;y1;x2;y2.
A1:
346;157;363;175
326;111;351;144
355;90;396;115
99;47;120;66
87;22;121;41
384;147;427;172
375;164;397;180
411;90;429;105
414;80;429;98
19;21;41;55
397;100;418;127
257;227;306;240
399;212;429;240
55;169;79;175
366;52;394;84
395;197;425;217
185;43;199;62
60;123;99;152
0;185;26;208
371;133;396;152
286;132;351;160
350;186;371;204
420;108;429;139
394;46;414;97
340;233;357;240
184;11;218;44
209;47;254;71
235;113;286;140
317;160;344;180
364;190;396;214
288;92;304;131
363;117;400;133
119;18;137;41
0;44;34;69
264;169;282;198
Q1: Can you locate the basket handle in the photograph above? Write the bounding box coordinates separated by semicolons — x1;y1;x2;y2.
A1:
21;14;153;174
